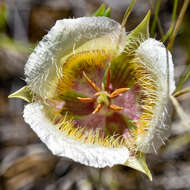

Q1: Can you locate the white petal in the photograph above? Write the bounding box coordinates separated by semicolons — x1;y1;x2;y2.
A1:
135;38;175;153
136;38;175;94
25;17;126;97
23;103;129;168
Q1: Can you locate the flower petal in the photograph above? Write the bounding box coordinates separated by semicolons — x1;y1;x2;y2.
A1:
136;38;175;94
23;103;130;168
135;38;175;153
25;17;126;97
113;85;141;121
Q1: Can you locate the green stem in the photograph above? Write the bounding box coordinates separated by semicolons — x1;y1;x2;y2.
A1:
161;0;178;42
175;64;190;93
156;17;164;37
121;0;136;27
167;0;190;51
173;86;190;97
150;0;162;37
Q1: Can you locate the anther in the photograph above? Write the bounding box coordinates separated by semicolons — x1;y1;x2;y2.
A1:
77;97;95;103
83;71;100;92
110;88;129;98
108;104;123;111
92;103;103;114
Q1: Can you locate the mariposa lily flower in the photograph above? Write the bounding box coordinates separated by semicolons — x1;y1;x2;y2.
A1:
9;5;175;179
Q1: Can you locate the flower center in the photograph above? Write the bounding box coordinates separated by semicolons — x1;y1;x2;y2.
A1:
77;69;129;114
43;50;152;148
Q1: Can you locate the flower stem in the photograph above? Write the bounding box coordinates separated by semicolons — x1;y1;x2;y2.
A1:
150;0;162;37
173;87;190;98
175;64;190;92
161;0;178;42
167;0;190;51
121;0;136;27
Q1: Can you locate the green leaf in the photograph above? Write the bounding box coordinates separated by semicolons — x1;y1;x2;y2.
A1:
124;152;152;181
121;0;136;27
150;0;161;37
0;5;7;32
8;86;33;103
0;34;34;54
92;4;111;17
103;7;111;17
161;0;178;42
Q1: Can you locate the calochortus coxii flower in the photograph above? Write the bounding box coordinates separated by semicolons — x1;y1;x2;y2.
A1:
9;4;175;180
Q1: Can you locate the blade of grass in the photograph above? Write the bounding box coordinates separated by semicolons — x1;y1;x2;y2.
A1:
0;5;7;32
175;64;190;92
170;96;190;128
150;0;162;37
173;86;190;97
92;4;105;16
121;0;136;27
161;0;178;42
103;7;111;17
167;0;190;51
156;17;164;37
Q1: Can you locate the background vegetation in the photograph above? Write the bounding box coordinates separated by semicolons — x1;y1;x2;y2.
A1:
0;0;190;189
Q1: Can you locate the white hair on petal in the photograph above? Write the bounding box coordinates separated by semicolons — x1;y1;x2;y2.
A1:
136;38;175;94
135;38;175;153
25;17;126;98
23;103;130;168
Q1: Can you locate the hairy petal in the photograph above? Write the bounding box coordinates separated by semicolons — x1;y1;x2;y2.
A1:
136;38;175;94
25;17;126;97
135;38;175;153
23;103;130;168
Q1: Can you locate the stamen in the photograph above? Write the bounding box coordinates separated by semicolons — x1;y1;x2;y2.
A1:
110;88;129;98
92;103;103;114
109;104;123;111
77;97;95;103
81;70;129;114
83;71;100;92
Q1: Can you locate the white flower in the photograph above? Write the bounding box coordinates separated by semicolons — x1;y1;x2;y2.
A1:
10;14;175;169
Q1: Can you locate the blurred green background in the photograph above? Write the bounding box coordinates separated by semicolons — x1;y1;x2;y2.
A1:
0;0;190;190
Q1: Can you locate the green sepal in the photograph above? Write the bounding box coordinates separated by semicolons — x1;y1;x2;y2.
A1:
92;4;111;17
125;10;151;47
126;11;151;49
124;152;152;181
8;86;33;103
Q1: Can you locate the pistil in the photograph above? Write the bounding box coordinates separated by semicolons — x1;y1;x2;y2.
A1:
77;69;130;114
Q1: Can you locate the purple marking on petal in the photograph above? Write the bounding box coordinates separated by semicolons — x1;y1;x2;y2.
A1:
65;101;95;116
105;112;129;136
45;99;65;110
122;128;132;139
73;67;105;96
74;112;130;138
75;113;106;131
113;85;141;121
